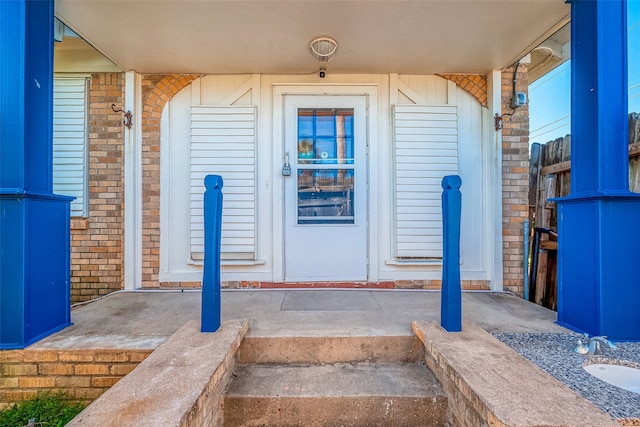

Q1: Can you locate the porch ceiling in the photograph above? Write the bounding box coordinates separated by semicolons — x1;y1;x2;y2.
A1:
55;0;570;75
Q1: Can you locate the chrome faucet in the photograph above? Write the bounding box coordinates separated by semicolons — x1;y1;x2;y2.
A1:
589;336;616;354
574;334;616;355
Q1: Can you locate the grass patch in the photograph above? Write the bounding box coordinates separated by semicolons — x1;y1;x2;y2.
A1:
0;392;85;427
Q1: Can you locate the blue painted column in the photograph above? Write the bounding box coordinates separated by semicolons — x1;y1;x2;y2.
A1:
201;175;224;333
441;175;462;332
0;0;73;349
555;0;640;340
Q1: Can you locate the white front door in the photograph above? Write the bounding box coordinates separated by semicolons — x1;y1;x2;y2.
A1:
283;95;368;282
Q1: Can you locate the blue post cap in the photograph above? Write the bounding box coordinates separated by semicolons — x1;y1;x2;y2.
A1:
205;175;224;190
442;175;462;190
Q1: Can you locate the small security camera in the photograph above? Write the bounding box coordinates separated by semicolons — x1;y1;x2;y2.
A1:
319;67;326;78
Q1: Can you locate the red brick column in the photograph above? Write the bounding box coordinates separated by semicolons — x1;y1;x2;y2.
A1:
140;74;202;287
500;65;530;295
69;73;125;303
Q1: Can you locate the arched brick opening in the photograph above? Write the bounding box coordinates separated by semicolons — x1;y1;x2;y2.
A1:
437;74;488;108
140;74;202;287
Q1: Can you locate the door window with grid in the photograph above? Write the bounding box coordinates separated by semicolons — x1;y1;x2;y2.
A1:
296;108;355;225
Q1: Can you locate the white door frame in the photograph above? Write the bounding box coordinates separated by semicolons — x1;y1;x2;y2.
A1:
272;84;379;283
283;94;368;282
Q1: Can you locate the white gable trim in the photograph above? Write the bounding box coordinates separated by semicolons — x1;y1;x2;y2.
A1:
124;71;143;290
397;79;429;105
220;77;253;105
486;70;504;290
392;104;459;259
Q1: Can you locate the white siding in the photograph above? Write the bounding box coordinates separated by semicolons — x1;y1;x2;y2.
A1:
161;74;493;286
190;106;257;260
53;77;88;217
393;104;458;258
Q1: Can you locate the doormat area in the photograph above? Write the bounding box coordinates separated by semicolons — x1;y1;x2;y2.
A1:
281;291;381;311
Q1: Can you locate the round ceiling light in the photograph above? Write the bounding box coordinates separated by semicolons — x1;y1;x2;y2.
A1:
309;37;338;62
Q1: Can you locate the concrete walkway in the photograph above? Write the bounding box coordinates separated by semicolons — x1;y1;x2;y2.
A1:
30;289;568;350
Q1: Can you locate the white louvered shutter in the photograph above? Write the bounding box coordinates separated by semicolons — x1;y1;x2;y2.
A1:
392;105;459;259
53;77;89;217
190;106;257;260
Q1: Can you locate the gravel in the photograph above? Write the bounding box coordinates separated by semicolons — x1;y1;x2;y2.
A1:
493;332;640;421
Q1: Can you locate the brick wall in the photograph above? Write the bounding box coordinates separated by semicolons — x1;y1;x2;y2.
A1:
136;72;525;292
217;280;489;290
500;65;530;295
69;73;125;303
0;349;151;408
140;74;202;288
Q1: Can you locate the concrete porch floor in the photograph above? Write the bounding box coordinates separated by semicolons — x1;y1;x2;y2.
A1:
32;289;633;426
30;289;569;350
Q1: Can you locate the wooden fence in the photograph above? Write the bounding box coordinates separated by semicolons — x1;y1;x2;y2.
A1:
528;113;640;310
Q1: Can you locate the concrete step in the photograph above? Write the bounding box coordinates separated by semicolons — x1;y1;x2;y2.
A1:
224;362;448;427
237;335;424;364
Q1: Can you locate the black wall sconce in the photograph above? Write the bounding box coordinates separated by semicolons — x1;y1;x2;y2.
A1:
494;111;514;131
111;104;133;130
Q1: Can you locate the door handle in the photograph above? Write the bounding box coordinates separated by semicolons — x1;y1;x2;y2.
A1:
282;150;291;176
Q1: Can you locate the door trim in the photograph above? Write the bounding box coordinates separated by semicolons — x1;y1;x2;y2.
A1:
272;84;379;283
283;95;367;282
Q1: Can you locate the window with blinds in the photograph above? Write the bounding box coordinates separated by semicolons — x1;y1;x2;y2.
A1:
53;77;89;217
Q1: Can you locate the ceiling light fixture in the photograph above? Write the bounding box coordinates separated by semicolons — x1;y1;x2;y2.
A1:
309;37;338;62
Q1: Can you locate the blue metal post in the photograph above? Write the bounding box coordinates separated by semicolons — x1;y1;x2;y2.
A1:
1;0;73;349
555;0;640;340
201;175;224;333
441;175;462;332
523;219;530;301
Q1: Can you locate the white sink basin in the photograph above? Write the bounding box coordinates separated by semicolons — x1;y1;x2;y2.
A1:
584;363;640;394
